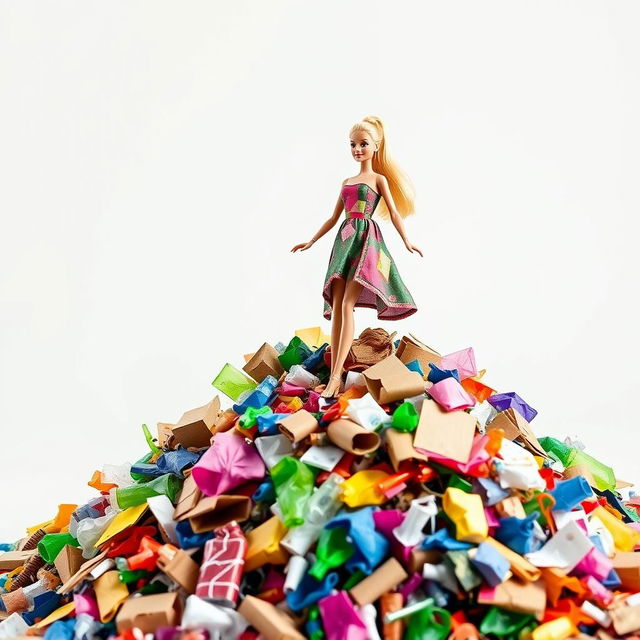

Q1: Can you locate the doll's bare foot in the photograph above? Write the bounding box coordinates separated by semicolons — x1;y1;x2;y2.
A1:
320;373;342;398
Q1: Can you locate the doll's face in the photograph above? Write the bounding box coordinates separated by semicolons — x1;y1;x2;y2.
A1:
350;131;377;163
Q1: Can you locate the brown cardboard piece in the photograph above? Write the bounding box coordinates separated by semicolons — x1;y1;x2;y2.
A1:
243;342;285;383
395;334;441;379
186;495;252;532
611;604;640;635
115;592;183;633
362;354;425;404
173;472;202;521
171;396;220;449
0;550;36;571
53;545;85;584
277;410;320;443
57;549;110;595
156;549;199;593
238;595;305;640
156;422;176;449
349;558;409;606
408;548;442;574
495;496;526;519
413;399;476;463
478;578;546;619
613;552;640;591
486;408;547;458
385;429;428;471
326;418;381;455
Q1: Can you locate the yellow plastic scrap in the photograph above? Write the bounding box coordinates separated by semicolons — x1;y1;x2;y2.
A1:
244;516;289;572
341;469;389;507
295;326;332;349
95;503;149;547
443;487;488;543
26;519;54;535
592;505;640;552
33;602;76;629
530;616;577;640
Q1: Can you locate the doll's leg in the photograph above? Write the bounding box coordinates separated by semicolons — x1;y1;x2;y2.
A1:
329;278;346;373
321;278;346;398
321;279;363;397
333;278;363;373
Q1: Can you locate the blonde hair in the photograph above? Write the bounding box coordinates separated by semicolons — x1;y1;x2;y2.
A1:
349;115;416;220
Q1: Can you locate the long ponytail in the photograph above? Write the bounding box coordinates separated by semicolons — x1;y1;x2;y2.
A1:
349;115;415;220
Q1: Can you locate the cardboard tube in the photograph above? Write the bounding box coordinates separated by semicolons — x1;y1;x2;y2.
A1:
349;558;409;606
277;410;319;443
327;418;381;455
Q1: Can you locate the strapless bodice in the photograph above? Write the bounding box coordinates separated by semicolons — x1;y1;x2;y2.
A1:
342;182;381;219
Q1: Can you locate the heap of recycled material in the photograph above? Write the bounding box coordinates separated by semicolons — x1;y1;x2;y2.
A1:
3;327;640;640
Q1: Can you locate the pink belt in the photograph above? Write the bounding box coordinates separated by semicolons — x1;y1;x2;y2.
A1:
347;212;366;219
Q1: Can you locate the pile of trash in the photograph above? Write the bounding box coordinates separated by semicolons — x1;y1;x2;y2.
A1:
3;326;640;640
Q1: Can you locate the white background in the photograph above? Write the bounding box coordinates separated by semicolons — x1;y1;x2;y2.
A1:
1;1;638;542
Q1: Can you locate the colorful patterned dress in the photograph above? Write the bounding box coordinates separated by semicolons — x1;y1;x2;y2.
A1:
322;182;418;321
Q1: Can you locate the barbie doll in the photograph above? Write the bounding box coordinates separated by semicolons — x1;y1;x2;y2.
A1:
291;116;423;398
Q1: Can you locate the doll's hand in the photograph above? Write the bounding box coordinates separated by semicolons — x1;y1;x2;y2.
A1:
291;241;314;252
404;240;424;257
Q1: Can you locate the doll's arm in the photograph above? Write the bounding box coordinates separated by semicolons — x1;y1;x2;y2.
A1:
290;183;346;252
377;175;424;257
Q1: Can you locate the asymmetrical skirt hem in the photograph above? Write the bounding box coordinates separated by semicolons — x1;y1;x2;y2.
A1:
322;272;418;322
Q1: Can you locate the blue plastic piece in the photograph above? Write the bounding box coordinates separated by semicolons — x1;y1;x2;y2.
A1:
22;591;61;626
470;542;511;586
421;528;473;551
405;359;424;377
232;389;275;414
253;480;276;503
474;477;510;506
43;619;75;640
302;343;329;372
256;375;279;396
286;570;339;612
427;363;460;383
550;476;593;512
175;519;214;549
256;412;290;436
325;507;389;575
156;447;202;477
602;568;622;589
495;513;540;554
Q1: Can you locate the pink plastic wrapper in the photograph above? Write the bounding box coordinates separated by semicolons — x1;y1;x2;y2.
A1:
278;382;306;396
196;522;247;606
581;574;614;606
428;377;476;411
440;347;477;380
318;590;368;640
191;430;265;497
572;546;613;582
